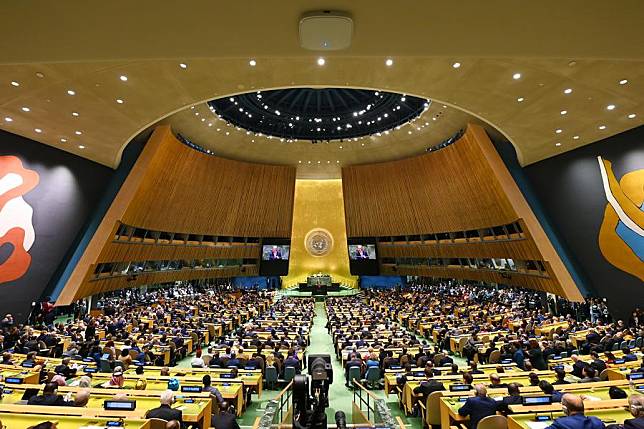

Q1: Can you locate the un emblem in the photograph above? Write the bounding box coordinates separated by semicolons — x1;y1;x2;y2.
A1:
305;229;334;257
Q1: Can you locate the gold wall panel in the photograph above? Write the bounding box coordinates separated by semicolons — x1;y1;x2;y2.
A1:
284;180;357;288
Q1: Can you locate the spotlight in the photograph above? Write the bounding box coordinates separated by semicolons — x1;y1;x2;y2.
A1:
385;58;394;67
317;57;326;66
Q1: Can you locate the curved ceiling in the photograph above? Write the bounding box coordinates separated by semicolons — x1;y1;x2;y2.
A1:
0;1;642;176
209;88;429;141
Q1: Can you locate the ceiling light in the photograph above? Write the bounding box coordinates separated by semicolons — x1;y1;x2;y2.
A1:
225;131;230;135
119;75;128;81
598;125;606;130
298;161;302;164
10;81;19;87
512;73;521;80
34;128;42;133
67;90;75;95
116;99;124;104
560;110;567;115
249;59;257;67
573;135;580;140
4;117;13;122
606;104;616;110
408;131;412;134
517;97;524;102
452;62;461;69
21;107;30;112
564;88;573;94
317;57;326;66
78;145;85;149
555;129;562;134
385;58;394;67
619;79;628;85
60;138;67;142
75;130;82;135
179;63;187;69
555;143;561;147
72;112;79;117
627;113;636;119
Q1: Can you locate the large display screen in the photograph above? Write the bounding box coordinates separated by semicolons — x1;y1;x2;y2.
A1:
261;245;290;261
348;244;376;260
348;238;379;276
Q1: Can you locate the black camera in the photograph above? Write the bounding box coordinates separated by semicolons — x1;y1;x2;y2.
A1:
293;354;333;429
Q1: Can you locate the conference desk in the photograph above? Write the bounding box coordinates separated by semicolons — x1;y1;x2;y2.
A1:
0;365;41;385
0;384;212;428
508;405;631;429
438;380;643;429
0;405;151;429
71;373;244;416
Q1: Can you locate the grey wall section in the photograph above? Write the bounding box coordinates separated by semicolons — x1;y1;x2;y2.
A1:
0;130;113;321
524;126;644;321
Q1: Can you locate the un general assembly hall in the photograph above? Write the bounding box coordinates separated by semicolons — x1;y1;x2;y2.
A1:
0;2;643;429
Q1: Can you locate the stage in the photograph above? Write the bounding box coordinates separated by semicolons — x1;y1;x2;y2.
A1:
280;286;360;297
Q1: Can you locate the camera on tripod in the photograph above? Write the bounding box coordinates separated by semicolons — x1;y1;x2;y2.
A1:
293;354;333;429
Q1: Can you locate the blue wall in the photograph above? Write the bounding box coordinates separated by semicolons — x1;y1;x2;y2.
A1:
359;276;405;290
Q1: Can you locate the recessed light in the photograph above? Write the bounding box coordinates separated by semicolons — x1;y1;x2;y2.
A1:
4;117;13;122
408;131;412;134
627;113;636;119
75;130;82;135
598;125;606;130
555;143;561;147
564;88;573;94
21;107;30;112
317;57;326;66
512;73;521;80
225;132;230;135
10;81;19;87
35;72;45;78
517;97;524;102
619;79;628;85
249;59;257;67
116;99;124;104
67;90;76;95
72;112;79;117
298;161;302;164
60;138;67;142
339;145;343;149
34;128;42;133
560;110;567;115
573;135;580;140
308;161;311;164
606;104;616;110
317;161;321;164
385;58;394;67
555;129;562;134
179;63;187;69
452;62;461;69
78;145;85;149
119;75;128;81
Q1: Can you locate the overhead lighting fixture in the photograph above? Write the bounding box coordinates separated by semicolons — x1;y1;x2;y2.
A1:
555;129;563;134
573;135;580;140
564;88;573;94
78;145;85;149
67;90;76;95
179;63;187;69
72;112;79;117
119;75;128;81
4;117;13;122
317;57;326;66
60;138;67;142
10;81;19;87
560;110;567;115
34;128;42;133
555;143;561;147
517;97;524;102
598;125;606;130
452;62;461;69
606;104;616;110
627;113;636;119
75;130;82;135
249;59;257;67
619;79;628;85
385;58;394;67
21;107;30;112
116;99;124;104
512;73;522;80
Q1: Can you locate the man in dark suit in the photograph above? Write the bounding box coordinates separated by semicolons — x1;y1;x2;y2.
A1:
284;351;301;374
211;402;241;429
545;394;605;429
412;368;445;404
589;351;607;374
145;390;182;425
27;383;74;406
624;395;644;429
345;353;364;386
570;355;588;378
496;383;523;415
458;384;499;429
488;373;507;389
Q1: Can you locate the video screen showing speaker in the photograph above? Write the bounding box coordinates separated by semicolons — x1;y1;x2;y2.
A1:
348;238;379;275
259;239;290;275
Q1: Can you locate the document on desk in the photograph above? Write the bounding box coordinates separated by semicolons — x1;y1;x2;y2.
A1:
526;421;551;429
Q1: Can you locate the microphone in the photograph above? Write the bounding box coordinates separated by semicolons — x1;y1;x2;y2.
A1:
335;410;347;429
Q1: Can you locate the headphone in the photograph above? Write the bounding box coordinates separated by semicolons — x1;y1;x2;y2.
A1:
630;403;643;416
